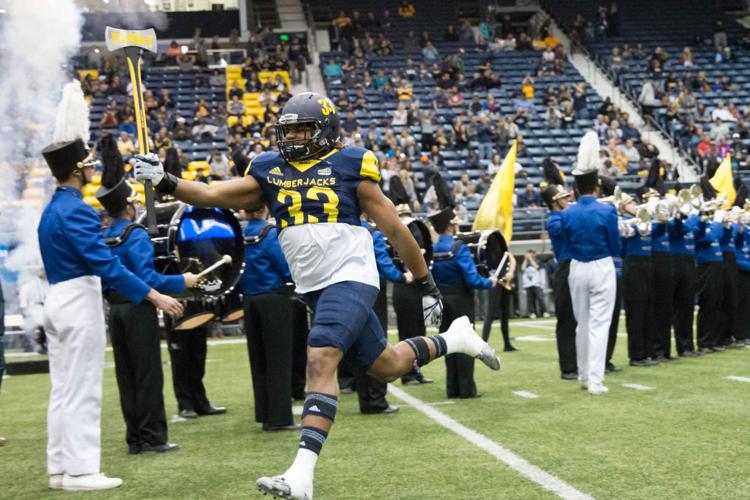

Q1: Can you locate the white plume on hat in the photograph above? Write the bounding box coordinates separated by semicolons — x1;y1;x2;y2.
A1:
573;130;600;176
53;80;90;144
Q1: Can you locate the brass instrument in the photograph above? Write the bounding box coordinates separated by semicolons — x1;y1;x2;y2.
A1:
619;207;651;237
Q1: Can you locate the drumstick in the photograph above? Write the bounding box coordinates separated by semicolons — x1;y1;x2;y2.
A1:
493;252;510;281
196;255;232;279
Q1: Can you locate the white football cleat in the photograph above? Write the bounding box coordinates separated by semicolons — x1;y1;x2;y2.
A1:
256;474;312;499
444;316;501;371
48;474;63;490
587;384;609;395
62;473;123;491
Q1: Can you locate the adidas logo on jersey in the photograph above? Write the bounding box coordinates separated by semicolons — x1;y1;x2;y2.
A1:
269;167;283;176
317;167;331;176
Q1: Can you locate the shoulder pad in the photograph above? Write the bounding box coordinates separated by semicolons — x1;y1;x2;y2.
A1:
245;151;282;176
337;147;381;183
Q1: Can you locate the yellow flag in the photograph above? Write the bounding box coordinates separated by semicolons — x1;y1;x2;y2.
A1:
709;154;735;209
472;140;517;241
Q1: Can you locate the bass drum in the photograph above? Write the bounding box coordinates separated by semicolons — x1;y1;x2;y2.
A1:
455;230;508;276
387;217;434;268
174;300;216;331
138;201;245;299
218;290;244;323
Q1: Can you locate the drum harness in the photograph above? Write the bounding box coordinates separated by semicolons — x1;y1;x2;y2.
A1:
103;223;148;304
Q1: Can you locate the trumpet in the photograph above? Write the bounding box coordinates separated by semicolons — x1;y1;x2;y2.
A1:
600;186;631;215
619;207;651;237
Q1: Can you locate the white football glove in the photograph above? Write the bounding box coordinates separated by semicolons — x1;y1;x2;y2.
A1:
133;153;164;186
422;295;443;328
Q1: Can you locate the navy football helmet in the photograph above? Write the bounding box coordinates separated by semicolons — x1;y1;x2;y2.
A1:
275;92;341;162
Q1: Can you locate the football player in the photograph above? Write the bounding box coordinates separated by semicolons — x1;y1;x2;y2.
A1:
135;92;500;499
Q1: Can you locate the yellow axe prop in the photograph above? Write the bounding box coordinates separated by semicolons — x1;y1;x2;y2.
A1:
106;26;159;235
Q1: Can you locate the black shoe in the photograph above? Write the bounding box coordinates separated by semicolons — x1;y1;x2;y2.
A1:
712;345;727;352
339;387;354;394
504;345;519;352
697;347;713;354
128;445;141;455
198;406;226;416
560;371;579;380
141;442;179;453
680;350;699;358
402;379;419;386
629;359;658;367
262;423;301;432
178;409;198;419
417;375;434;384
727;341;745;349
363;405;400;415
606;362;622;373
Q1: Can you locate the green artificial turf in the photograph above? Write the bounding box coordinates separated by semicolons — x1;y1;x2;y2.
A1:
1;318;749;499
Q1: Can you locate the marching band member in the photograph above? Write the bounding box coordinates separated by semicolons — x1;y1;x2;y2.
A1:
240;207;299;431
563;132;619;395
543;184;578;380
599;177;622;373
39;83;183;491
481;253;517;352
355;215;412;414
669;208;700;356
718;211;742;348
648;190;677;361
430;207;498;398
620;195;658;367
687;195;725;354
733;213;750;345
97;163;197;454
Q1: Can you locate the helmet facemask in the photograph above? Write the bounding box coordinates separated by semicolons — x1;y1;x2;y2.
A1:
276;118;335;162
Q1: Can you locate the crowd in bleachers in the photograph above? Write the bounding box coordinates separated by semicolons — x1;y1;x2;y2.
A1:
316;3;676;233
546;0;750;183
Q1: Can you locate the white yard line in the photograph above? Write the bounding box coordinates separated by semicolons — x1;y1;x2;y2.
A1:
388;385;594;500
513;390;540;399
724;376;750;383
622;383;655;391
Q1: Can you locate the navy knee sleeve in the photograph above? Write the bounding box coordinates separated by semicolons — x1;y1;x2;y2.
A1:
302;392;338;422
406;335;447;366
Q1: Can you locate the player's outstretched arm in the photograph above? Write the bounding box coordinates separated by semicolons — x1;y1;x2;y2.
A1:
133;153;264;210
357;180;428;278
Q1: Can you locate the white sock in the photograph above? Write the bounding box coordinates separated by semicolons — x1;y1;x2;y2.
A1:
285;448;318;480
439;316;482;356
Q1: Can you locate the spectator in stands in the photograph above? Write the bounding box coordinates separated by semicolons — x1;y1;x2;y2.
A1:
323;58;344;81
403;30;420;52
392;102;408;126
100;101;120;130
517;183;540;208
341;111;358;134
447;87;465;107
521;74;534;99
459;20;474;42
258;88;276;109
192;118;218;141
573;83;589;120
637;136;660;160
228;95;245;117
680;47;694;67
709;117;731;143
117;131;135;158
545;100;562;128
619;139;640;164
228;81;244;101
477;114;494;160
207;149;230;180
487;153;503;176
444;24;459;42
154;127;173;151
713;19;727;48
398;0;415;17
638;78;661;114
610;47;623;74
422;41;439;62
452;118;469;150
712;101;736;122
453;173;477;201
